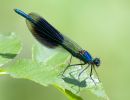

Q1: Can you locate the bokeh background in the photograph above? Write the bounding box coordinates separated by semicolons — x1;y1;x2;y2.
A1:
0;0;130;100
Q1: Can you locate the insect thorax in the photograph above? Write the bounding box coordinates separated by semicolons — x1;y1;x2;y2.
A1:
78;50;93;63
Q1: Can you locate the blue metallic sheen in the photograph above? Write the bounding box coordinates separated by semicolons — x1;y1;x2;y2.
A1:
14;9;35;24
83;51;92;62
14;9;101;67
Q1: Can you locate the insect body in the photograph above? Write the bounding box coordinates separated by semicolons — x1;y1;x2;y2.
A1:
14;9;101;81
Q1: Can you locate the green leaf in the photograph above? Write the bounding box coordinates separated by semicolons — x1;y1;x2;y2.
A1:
54;85;83;100
32;42;69;66
0;32;22;67
4;42;109;100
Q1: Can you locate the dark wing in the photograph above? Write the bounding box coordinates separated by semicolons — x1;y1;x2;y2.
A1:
26;13;83;53
61;35;83;55
26;13;64;48
14;9;83;53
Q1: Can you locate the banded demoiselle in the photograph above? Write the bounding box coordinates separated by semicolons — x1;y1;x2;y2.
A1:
14;9;101;82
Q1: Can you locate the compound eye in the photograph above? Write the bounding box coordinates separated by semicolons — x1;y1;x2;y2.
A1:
93;58;100;67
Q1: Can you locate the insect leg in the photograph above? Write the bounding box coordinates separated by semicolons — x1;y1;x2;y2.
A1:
68;60;86;78
90;65;96;85
69;67;83;77
69;63;86;66
62;56;85;76
80;60;84;68
78;64;90;79
62;55;72;76
93;66;100;82
65;63;85;75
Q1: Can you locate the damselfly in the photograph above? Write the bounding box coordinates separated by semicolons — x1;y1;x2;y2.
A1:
14;9;101;82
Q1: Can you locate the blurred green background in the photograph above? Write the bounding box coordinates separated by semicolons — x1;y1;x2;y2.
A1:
0;0;130;100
